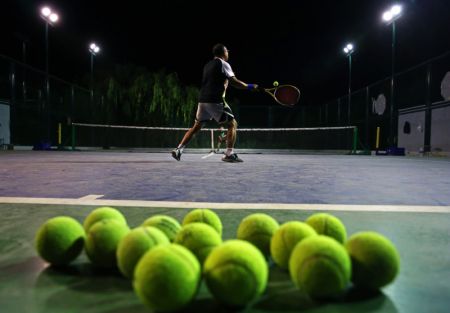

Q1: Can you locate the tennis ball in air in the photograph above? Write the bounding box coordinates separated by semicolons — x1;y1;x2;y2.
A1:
35;216;85;266
174;223;222;264
273;81;279;87
182;208;223;236
85;219;130;268
204;240;268;307
117;226;169;278
305;213;347;244
142;215;181;242
346;231;400;290
270;221;317;269
289;235;351;299
83;206;127;232
134;244;201;312
236;213;279;256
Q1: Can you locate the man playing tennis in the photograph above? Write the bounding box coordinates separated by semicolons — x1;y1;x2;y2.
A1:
171;43;259;163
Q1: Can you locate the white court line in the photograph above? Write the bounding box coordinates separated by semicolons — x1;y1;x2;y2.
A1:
78;195;105;200
0;197;449;213
201;152;215;159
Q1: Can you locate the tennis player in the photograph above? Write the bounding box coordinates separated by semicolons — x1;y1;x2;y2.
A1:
171;43;259;163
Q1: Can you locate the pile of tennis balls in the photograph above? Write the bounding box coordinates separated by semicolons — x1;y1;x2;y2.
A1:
35;208;400;312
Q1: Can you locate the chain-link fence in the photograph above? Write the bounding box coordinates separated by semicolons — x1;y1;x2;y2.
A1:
319;51;450;152
1;51;449;152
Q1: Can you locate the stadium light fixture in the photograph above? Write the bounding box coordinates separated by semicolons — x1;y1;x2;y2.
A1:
89;43;100;55
343;43;355;123
382;4;403;146
89;43;101;103
343;43;354;55
382;4;402;23
39;5;60;141
40;6;59;26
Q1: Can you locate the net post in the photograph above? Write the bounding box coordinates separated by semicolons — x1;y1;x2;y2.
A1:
376;127;380;151
352;126;358;154
71;123;76;151
58;123;62;146
210;129;214;152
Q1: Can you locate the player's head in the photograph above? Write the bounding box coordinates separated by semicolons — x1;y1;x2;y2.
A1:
213;43;229;61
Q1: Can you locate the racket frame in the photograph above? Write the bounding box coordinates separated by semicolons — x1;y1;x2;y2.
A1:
263;84;300;107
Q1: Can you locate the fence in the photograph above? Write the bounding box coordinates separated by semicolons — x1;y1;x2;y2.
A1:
320;51;450;152
1;51;450;152
0;54;102;146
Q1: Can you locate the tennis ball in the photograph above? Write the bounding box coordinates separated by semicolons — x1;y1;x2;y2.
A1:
83;206;127;232
289;235;351;299
346;231;400;290
174;223;222;264
142;215;181;242
134;244;201;312
85;219;130;268
35;216;85;266
117;226;169;278
305;213;347;244
182;208;223;236
270;221;317;269
236;213;279;256
273;81;279;87
204;240;268;307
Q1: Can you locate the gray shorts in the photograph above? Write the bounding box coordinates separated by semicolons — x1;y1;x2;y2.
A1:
196;102;234;124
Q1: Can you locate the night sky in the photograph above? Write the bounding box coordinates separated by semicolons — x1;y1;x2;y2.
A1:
2;0;450;106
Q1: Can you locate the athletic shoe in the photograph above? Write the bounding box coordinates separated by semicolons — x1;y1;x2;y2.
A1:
171;148;182;161
222;153;243;163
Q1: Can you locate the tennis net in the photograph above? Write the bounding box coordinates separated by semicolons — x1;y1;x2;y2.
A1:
70;123;358;153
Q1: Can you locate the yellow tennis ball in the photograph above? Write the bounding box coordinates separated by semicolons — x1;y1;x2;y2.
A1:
182;208;223;236
142;215;181;242
85;219;130;268
83;206;127;232
134;244;201;312
236;213;279;256
35;216;85;266
117;226;170;278
270;221;317;269
203;240;268;307
305;213;347;244
273;81;279;87
289;235;351;299
174;223;222;264
345;231;400;290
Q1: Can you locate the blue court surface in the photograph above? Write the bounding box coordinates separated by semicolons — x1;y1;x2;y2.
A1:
1;151;449;205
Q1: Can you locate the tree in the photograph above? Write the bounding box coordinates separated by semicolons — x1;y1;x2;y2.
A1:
95;65;198;126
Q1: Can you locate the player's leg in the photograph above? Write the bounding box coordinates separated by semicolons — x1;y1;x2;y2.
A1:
225;119;237;152
180;121;203;147
171;121;203;161
220;118;243;163
172;103;210;161
207;101;243;163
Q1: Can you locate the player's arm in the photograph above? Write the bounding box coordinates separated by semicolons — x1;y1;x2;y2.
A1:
229;76;259;91
222;61;259;91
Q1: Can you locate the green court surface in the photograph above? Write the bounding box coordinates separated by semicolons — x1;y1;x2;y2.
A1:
1;203;449;313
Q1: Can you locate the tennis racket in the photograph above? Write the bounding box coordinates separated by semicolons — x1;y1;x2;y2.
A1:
261;85;300;107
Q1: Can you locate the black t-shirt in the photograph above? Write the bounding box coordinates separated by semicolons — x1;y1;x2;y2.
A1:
198;58;235;103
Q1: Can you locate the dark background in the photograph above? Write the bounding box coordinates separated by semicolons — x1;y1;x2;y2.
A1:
2;0;450;106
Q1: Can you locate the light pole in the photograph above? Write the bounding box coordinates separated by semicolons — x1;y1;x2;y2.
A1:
382;4;402;147
88;43;100;103
343;43;354;124
40;6;59;141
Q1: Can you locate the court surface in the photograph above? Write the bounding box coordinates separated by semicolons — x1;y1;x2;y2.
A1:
1;150;450;313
